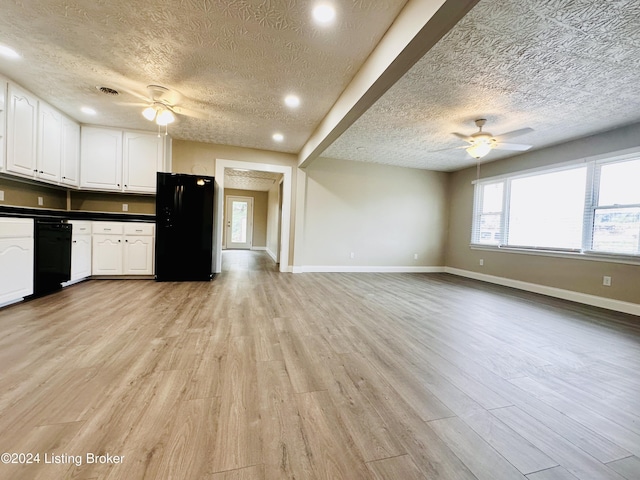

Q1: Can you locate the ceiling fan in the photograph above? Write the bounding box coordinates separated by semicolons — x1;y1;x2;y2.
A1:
453;119;533;159
117;84;207;129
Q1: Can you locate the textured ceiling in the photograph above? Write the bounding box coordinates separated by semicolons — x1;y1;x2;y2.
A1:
1;0;638;173
224;169;282;191
324;0;640;171
0;0;407;153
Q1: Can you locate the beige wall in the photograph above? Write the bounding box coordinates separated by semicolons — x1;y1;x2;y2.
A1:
172;140;298;266
0;177;67;210
302;157;448;267
266;181;281;260
224;188;267;248
0;176;154;214
172;140;297;175
70;191;155;214
446;123;640;304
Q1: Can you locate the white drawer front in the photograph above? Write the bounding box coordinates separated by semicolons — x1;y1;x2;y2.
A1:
69;220;92;236
92;222;124;235
124;223;155;236
0;218;34;238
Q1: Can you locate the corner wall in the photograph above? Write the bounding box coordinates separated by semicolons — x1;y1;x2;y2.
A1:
446;123;640;307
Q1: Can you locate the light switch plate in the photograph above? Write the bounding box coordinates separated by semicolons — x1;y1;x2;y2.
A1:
0;190;4;201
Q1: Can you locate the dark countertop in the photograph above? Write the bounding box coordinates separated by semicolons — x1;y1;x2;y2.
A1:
0;205;155;222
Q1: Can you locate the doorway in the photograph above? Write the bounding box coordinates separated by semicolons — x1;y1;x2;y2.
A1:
225;195;253;249
214;159;293;273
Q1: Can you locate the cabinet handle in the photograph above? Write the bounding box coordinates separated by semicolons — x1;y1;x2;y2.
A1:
104;228;111;231
118;239;121;243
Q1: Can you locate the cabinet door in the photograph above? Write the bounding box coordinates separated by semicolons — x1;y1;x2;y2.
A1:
71;235;92;281
80;127;122;191
36;102;62;183
0;237;34;305
123;235;154;275
123;132;163;193
6;84;38;178
61;116;80;186
92;235;123;275
0;79;7;171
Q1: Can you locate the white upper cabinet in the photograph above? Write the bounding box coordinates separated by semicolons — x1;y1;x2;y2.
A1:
0;79;7;171
80;126;123;191
36;101;63;183
123;131;164;193
6;83;38;178
60;116;80;187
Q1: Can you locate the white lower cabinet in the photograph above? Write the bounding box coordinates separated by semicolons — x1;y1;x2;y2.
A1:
69;221;92;281
0;218;34;305
92;222;154;275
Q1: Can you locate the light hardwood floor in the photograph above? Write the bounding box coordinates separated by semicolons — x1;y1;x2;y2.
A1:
1;250;639;479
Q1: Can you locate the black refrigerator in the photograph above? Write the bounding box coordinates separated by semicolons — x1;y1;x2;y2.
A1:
155;173;215;281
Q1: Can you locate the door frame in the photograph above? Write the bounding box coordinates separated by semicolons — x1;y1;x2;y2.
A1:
214;159;292;273
224;195;254;249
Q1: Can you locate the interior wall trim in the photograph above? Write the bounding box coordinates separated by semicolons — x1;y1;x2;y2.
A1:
295;266;445;273
266;247;277;263
445;267;640;317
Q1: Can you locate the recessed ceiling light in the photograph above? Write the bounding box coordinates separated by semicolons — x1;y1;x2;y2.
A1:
284;94;300;108
0;45;21;59
81;107;97;115
273;133;284;142
313;3;336;25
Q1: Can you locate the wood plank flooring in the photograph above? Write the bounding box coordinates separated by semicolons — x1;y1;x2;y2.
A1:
1;250;639;479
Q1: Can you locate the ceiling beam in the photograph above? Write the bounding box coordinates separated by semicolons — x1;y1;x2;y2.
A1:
297;0;480;168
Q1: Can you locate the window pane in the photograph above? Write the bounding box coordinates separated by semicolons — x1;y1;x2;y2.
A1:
231;201;248;243
599;159;640;206
482;182;503;213
592;207;640;254
508;168;586;249
478;213;502;245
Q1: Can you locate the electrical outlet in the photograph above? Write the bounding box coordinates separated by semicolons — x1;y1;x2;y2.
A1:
603;276;612;287
122;203;129;212
479;259;484;266
414;253;418;260
350;252;355;259
0;190;4;201
38;196;43;206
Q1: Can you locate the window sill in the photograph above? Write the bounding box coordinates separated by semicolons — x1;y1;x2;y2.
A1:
469;244;640;266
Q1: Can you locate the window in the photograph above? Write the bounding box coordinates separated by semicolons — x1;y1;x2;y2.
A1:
591;159;640;254
475;182;503;245
472;153;640;258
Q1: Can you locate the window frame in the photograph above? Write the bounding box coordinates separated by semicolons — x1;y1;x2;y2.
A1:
470;148;640;264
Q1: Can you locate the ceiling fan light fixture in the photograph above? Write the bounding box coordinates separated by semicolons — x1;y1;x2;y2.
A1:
142;106;157;121
466;142;492;159
156;108;175;126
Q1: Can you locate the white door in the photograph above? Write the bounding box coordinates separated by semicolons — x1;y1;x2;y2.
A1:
36;102;62;183
70;235;92;281
92;235;123;275
123;131;163;193
123;236;154;274
6;84;38;177
225;196;253;249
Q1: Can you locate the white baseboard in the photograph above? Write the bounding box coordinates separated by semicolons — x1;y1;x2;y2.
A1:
266;248;278;262
295;265;445;273
445;267;640;317
251;246;267;251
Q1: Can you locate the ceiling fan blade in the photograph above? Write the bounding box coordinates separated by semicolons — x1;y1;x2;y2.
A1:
494;127;534;141
115;101;149;107
452;132;472;142
427;145;468;153
493;142;532;151
172;105;209;120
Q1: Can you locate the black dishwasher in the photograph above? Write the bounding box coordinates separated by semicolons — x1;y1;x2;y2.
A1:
34;219;72;296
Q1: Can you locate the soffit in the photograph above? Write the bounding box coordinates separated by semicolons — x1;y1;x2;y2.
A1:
322;0;640;171
0;0;407;153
